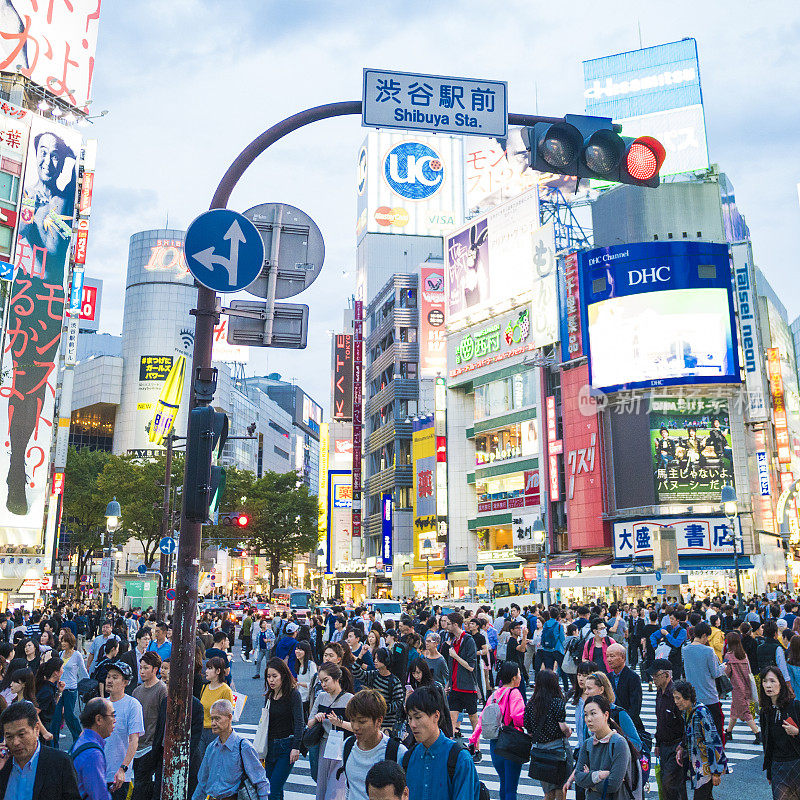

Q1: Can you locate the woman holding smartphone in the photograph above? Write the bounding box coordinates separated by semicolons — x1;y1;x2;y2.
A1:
759;666;800;800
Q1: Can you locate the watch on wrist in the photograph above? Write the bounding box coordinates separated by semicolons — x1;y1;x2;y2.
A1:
121;764;129;774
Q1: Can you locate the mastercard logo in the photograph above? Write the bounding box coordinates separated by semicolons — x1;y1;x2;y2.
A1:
374;206;409;227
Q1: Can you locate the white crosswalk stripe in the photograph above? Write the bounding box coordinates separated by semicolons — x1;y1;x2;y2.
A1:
234;688;762;799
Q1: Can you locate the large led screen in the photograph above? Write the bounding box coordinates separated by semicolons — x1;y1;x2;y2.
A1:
579;242;738;392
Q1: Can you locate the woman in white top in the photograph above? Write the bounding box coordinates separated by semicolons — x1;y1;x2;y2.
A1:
294;640;318;717
52;628;88;747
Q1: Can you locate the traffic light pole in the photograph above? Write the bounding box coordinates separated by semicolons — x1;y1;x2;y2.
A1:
156;432;175;620
160;101;567;800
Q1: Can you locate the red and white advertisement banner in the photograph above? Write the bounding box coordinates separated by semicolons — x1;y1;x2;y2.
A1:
352;301;363;538
420;265;446;377
560;363;609;550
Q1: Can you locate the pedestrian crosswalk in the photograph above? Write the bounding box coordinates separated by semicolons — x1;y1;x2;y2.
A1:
233;687;763;799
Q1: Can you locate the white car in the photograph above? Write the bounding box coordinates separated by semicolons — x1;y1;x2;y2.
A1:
365;599;403;623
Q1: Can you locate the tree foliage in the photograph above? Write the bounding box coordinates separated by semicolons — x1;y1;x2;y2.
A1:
204;469;320;589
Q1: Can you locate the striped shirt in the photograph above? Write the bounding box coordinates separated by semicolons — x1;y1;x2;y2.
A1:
350;663;405;729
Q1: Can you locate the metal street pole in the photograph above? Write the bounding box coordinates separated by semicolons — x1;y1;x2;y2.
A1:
101;524;111;617
728;512;743;614
161;101;573;800
157;432;174;620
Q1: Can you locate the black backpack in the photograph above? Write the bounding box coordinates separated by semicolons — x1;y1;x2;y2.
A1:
337;735;401;781
402;740;490;800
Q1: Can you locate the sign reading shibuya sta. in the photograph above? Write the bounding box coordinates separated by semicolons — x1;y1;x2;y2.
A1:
363;68;507;138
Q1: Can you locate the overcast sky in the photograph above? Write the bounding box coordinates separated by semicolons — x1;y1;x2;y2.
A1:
84;1;800;411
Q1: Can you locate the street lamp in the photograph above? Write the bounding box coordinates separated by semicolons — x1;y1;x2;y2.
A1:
103;498;121;616
721;485;743;614
531;517;550;606
422;537;433;605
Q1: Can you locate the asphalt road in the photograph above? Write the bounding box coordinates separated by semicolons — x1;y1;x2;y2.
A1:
227;643;774;800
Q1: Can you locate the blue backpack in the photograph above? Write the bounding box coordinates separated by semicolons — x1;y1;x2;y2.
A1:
541;621;557;651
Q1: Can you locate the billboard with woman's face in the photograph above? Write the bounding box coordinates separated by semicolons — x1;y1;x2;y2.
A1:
0;116;81;544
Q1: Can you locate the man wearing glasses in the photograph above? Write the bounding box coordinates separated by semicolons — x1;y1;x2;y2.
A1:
71;698;117;800
649;658;687;800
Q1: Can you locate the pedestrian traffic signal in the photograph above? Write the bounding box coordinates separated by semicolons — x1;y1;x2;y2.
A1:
519;114;665;187
185;405;229;523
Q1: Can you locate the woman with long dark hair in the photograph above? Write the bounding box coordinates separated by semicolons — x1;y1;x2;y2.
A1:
294;640;318;719
263;657;304;800
306;663;353;800
35;657;64;738
322;643;354;693
8;667;53;741
470;661;526;800
524;668;572;800
724;630;760;742
759;665;800;800
786;635;800;699
52;628;85;747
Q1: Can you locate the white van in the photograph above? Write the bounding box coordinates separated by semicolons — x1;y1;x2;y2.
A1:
365;598;403;622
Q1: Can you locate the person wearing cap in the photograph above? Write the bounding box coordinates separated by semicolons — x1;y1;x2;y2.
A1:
275;621;299;675
650;659;686;800
103;661;144;800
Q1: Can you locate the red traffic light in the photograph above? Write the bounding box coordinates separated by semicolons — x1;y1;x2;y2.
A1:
236;514;249;527
624;136;666;184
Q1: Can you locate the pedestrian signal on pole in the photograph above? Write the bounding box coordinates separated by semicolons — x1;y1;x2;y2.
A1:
520;114;665;187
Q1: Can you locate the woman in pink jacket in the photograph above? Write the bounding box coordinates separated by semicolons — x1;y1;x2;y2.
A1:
469;661;526;800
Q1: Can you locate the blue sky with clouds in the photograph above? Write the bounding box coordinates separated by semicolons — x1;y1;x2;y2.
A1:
83;1;800;409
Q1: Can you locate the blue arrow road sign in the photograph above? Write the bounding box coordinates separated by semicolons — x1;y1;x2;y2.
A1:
137;564;147;575
655;570;662;582
159;536;177;555
184;209;264;292
0;260;14;282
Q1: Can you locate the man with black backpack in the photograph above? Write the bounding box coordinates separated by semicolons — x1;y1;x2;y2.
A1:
71;698;116;800
403;686;485;800
339;690;407;800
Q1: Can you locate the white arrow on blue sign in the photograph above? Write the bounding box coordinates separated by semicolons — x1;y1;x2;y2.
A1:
159;537;177;555
655;570;663;582
184;209;265;292
137;564;147;575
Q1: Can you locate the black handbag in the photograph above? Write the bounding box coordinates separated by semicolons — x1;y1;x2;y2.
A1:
495;724;533;764
302;689;345;750
715;673;733;699
528;741;569;784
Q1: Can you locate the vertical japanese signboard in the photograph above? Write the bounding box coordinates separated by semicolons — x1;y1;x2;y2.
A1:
351;301;363;538
768;347;792;464
419;265;446;377
0;0;103;112
381;494;393;570
560;363;608;550
0;116;80;544
546;395;561;502
333;334;354;420
561;252;583;361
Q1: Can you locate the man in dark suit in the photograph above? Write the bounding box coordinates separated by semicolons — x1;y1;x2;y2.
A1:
606;642;643;729
0;701;81;800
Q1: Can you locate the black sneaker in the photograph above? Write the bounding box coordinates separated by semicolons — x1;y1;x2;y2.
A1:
454;730;462;738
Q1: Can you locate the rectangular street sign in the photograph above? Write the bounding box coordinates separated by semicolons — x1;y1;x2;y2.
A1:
363;68;508;138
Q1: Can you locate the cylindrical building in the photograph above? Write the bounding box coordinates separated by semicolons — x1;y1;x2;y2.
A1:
113;229;196;454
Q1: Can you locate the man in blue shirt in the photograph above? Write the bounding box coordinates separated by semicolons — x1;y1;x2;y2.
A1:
71;698;115;800
0;701;81;800
146;623;172;661
403;686;480;800
275;621;299;674
649;610;688;678
192;699;269;800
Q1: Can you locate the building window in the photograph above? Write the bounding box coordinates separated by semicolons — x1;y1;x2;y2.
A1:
476;473;526;503
512;370;537;409
274;446;289;459
400;362;417;379
0;171;19;203
269;421;290;438
0;223;11;256
399;288;416;308
474;419;538;465
400;327;417;343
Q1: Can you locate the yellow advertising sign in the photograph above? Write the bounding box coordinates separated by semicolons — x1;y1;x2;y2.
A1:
148;355;186;445
413;421;443;569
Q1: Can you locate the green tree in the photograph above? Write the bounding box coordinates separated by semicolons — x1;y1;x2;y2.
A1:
207;470;319;590
96;451;185;569
62;447;126;597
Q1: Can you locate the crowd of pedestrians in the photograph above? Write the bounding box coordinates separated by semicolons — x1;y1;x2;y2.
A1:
3;593;800;800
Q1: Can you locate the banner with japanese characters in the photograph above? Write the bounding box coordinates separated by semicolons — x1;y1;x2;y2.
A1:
419;265;445;377
613;517;735;559
413;416;442;567
0;0;102;111
650;396;734;503
0;115;81;545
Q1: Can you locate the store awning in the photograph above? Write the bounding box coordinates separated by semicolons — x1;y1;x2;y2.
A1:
611;556;755;571
548;555;610;571
402;567;446;578
445;560;521;575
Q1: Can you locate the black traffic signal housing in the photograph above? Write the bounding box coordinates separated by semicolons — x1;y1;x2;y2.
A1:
185;406;229;523
219;511;249;528
520;114;666;187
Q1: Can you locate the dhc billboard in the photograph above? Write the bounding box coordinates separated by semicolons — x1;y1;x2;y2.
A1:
578;241;739;393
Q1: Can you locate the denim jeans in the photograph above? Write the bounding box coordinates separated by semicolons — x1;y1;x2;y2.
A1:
254;647;269;676
308;742;320;781
264;735;296;800
489;739;523;800
50;688;81;748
